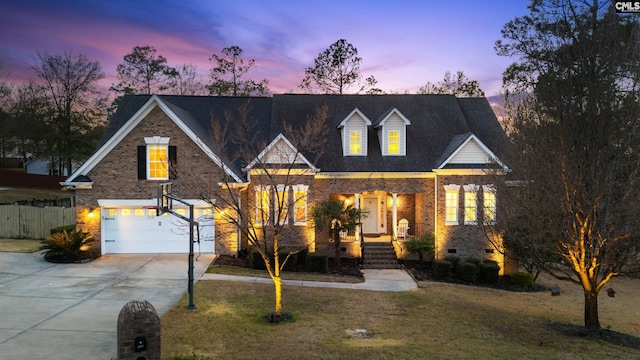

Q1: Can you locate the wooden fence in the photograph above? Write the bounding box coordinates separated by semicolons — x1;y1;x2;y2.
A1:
0;205;76;239
0;170;67;189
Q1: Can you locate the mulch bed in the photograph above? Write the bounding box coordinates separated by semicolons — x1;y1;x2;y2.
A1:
212;254;363;278
401;260;546;292
548;322;640;350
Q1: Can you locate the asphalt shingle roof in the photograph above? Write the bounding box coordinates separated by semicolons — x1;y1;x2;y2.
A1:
100;94;504;180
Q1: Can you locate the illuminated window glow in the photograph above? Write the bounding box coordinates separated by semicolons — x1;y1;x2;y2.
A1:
444;184;460;225
350;130;361;154
293;185;308;225
464;185;479;225
148;144;168;180
483;186;496;224
388;130;399;154
276;185;288;225
255;186;271;225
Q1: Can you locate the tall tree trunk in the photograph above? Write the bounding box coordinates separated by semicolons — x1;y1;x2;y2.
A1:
273;233;282;315
274;275;282;315
584;290;600;330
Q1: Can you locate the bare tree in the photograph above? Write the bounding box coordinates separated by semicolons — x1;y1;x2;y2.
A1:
179;102;329;319
32;51;106;175
494;0;640;331
299;39;379;94
418;71;485;97
208;46;270;97
169;64;207;95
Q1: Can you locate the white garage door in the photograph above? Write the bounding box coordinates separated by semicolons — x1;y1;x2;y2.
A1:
100;200;214;254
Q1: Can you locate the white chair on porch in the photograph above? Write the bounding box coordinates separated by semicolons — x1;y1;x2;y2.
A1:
397;219;409;239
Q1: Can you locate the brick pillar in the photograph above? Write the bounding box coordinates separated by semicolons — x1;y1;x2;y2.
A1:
117;300;161;360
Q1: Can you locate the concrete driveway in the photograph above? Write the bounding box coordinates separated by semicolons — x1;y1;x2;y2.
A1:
0;251;215;360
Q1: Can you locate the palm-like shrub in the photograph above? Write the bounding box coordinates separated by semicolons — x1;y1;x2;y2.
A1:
404;232;435;263
42;229;95;262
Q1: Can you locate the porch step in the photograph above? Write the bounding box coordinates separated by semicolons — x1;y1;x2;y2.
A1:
362;241;402;269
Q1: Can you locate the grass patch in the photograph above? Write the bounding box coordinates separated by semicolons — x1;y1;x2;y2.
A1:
0;239;43;253
162;279;640;359
207;265;364;284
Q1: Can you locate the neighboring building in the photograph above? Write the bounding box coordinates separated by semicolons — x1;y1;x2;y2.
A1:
26;158;81;176
62;94;509;270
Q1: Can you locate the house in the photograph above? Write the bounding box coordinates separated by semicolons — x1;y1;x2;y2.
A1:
25;158;81;176
62;94;510;270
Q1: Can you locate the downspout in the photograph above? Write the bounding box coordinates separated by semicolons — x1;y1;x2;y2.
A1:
434;175;438;260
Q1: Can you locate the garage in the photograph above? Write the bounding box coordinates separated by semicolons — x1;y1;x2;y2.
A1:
98;199;214;254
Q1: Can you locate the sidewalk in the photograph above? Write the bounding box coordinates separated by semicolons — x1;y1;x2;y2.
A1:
201;269;418;292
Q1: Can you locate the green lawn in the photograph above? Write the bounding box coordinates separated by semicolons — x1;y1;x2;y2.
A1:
161;277;640;359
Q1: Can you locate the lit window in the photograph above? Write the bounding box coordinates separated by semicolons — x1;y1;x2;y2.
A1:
388;130;399;154
107;209;117;216
350;130;361;155
464;185;479;225
202;208;213;216
293;185;309;225
483;185;496;224
134;208;145;216
121;209;131;216
176;208;186;216
255;186;271;225
276;185;289;225
147;144;168;180
444;184;460;225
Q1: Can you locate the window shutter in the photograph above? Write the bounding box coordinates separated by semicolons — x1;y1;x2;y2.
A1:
137;146;146;179
169;146;177;179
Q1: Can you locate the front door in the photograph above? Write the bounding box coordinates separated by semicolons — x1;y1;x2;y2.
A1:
362;196;379;234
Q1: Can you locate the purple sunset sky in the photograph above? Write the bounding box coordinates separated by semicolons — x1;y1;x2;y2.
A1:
0;0;531;97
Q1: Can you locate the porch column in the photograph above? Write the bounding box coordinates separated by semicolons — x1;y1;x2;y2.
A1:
355;193;361;242
392;193;398;240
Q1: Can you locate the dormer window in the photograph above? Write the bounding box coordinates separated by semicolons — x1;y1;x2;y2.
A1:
388;130;400;154
375;108;410;156
349;130;362;154
338;108;371;156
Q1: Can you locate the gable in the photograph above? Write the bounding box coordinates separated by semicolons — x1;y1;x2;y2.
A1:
437;134;507;170
63;95;244;186
448;138;487;164
244;133;319;172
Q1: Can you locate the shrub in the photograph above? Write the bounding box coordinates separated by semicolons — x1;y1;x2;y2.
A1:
404;233;435;263
511;271;534;288
42;229;95;263
50;225;76;235
297;247;309;267
465;257;481;266
443;255;460;273
477;261;500;284
456;261;478;283
250;251;262;269
251;249;301;271
305;254;328;273
280;252;298;272
432;259;452;280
